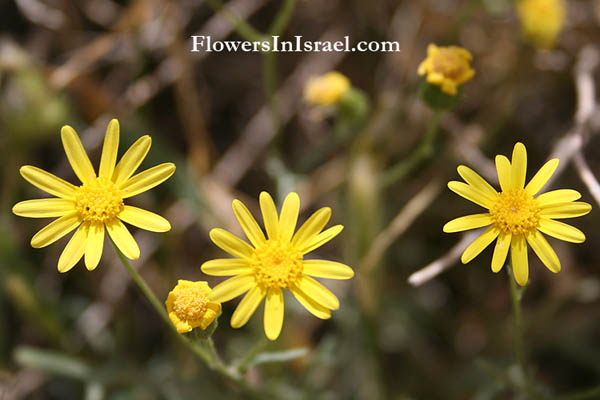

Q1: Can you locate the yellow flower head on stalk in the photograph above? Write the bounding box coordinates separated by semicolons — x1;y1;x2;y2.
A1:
303;71;351;106
517;0;565;49
13;119;176;272
201;192;354;341
166;280;221;334
417;44;475;96
443;142;591;286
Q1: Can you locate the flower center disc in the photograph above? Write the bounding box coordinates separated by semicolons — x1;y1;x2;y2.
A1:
75;177;124;223
173;287;209;321
432;49;467;79
490;189;540;235
253;240;303;289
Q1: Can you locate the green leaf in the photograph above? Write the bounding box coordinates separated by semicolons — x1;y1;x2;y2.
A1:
250;347;309;367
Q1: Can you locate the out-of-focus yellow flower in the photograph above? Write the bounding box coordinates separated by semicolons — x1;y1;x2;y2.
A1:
166;280;221;334
202;192;354;341
303;71;351;106
417;44;475;96
443;143;591;286
13;119;175;273
517;0;565;49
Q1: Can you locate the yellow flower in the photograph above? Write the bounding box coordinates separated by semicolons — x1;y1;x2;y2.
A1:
201;192;354;341
166;280;221;334
303;71;351;106
417;44;475;96
13;119;176;273
443;143;591;286
517;0;565;49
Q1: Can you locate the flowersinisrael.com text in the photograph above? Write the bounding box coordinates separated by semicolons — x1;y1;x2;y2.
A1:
190;35;401;53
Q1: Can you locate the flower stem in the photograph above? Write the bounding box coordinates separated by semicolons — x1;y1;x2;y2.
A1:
111;241;254;392
379;110;441;188
236;337;269;374
112;242;172;329
507;266;537;399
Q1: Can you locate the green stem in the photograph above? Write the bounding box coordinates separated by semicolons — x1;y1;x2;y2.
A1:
379;110;441;188
236;337;269;373
262;50;280;135
508;266;537;399
262;0;297;138
204;0;264;42
112;242;172;329
268;0;298;36
111;241;253;391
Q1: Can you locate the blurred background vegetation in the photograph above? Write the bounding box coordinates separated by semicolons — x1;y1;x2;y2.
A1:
2;0;600;399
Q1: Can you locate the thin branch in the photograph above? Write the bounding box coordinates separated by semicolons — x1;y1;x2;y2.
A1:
359;179;442;274
407;231;479;286
573;152;600;207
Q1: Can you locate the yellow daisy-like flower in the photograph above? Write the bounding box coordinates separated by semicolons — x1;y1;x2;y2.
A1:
303;71;351;106
201;192;354;341
417;44;475;96
517;0;565;49
166;280;221;334
13;119;176;273
443;143;591;286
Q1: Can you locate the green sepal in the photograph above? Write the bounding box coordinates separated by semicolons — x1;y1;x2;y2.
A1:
419;80;463;112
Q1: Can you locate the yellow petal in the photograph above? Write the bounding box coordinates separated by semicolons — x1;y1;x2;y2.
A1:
279;192;300;243
525;159;559;195
510;235;529;286
526;230;561;273
290;286;331;319
443;214;493;233
98;119;119;180
511;142;527;190
537;218;586;243
209;274;255;303
259;192;279;240
291;207;331;249
299;225;343;254
84;223;105;271
536;189;581;206
200;308;219;329
209;228;254;259
20;166;78;199
201;258;252;276
118;206;171;232
106;219;140;259
495;155;512;192
120;163;176;199
491;232;511;273
295;275;339;310
61;125;95;184
457;166;498;199
461;226;500;264
13;198;75;218
31;212;81;248
302;260;354;280
264;288;284;341
448;181;494;209
232;199;266;248
230;285;266;328
57;223;89;272
113;135;152;184
539;202;592;219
